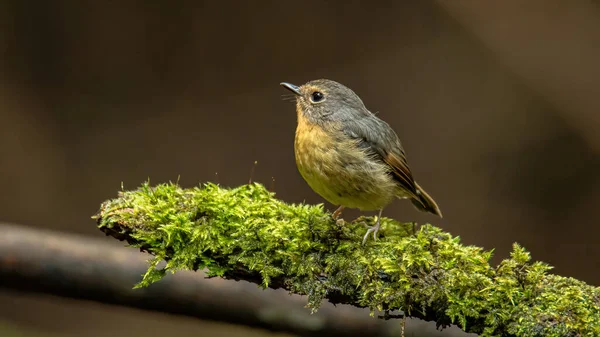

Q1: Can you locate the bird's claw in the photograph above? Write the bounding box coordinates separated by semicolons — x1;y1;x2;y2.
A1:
362;226;379;245
362;215;382;245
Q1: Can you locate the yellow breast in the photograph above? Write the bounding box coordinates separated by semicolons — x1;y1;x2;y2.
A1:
294;111;398;211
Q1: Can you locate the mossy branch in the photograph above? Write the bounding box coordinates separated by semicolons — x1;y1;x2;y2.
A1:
93;181;600;337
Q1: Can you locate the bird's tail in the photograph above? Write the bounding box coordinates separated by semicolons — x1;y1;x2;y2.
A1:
410;182;443;218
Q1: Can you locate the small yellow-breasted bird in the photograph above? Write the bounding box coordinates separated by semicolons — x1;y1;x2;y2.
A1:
280;79;442;244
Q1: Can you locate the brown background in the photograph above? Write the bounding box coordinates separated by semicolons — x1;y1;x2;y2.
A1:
1;1;599;336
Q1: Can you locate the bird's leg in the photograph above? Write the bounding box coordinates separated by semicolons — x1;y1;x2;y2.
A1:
362;208;384;245
332;205;345;220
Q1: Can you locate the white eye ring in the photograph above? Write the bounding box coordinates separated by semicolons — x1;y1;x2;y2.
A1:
310;91;325;103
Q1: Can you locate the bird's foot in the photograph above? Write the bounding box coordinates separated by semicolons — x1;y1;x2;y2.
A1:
332;205;345;220
362;215;382;245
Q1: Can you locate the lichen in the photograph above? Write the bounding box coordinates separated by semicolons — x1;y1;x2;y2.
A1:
94;181;600;336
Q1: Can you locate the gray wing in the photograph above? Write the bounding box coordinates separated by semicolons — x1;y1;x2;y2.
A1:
339;115;419;198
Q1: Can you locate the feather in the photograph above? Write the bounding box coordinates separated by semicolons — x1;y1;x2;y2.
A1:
340;114;442;217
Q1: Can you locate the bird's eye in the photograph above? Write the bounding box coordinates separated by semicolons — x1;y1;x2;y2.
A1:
310;91;325;103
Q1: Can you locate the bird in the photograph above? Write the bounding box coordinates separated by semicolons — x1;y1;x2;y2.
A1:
280;79;442;244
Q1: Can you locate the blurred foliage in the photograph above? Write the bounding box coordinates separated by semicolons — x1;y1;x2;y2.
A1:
95;181;600;336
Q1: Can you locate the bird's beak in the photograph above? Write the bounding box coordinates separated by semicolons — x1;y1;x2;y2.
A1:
280;82;302;96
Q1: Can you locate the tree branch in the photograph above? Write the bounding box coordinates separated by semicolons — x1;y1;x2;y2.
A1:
93;181;600;337
0;222;394;337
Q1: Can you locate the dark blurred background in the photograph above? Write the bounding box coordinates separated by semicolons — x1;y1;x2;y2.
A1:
1;1;600;336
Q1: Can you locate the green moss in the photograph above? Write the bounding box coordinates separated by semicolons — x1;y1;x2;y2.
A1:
94;181;600;336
